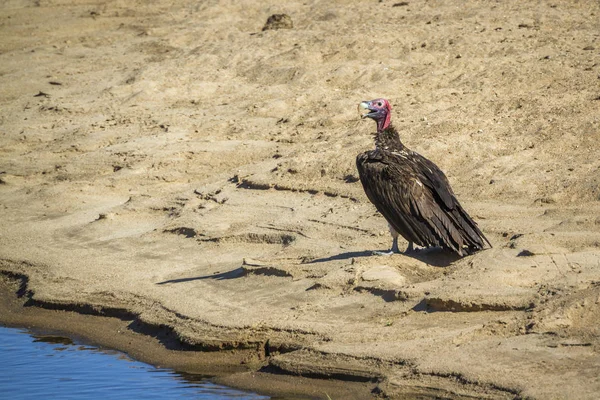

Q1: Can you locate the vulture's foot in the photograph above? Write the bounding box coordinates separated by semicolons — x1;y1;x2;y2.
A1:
373;237;401;256
372;249;396;256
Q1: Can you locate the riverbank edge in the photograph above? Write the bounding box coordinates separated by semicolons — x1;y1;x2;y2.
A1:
0;269;380;399
0;268;520;399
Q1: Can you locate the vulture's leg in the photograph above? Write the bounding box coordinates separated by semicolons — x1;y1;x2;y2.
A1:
373;225;401;256
405;241;414;253
391;236;400;253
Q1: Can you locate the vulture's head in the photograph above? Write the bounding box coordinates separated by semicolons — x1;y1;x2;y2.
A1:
359;98;392;132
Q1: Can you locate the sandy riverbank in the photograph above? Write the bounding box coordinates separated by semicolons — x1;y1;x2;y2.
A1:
1;0;600;398
0;275;376;399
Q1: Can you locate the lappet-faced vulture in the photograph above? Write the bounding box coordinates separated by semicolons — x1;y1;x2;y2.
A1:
356;98;491;256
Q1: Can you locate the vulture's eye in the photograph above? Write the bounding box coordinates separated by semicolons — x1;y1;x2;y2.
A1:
377;102;383;107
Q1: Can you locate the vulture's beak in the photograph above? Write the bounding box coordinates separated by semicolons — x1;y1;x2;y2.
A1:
359;101;375;119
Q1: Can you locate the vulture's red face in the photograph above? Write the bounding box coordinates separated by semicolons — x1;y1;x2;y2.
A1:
359;98;392;131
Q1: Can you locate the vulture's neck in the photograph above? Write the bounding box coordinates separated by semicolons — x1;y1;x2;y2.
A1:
374;125;405;152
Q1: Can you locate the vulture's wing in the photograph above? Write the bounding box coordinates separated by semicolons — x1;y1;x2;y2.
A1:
400;151;491;251
357;151;450;250
411;152;456;210
357;151;490;254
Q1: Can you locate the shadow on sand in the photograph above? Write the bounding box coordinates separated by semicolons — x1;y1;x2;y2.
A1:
155;247;461;286
407;247;462;267
155;267;245;285
306;247;460;268
305;250;374;264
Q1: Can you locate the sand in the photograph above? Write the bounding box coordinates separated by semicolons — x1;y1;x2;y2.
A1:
1;0;600;398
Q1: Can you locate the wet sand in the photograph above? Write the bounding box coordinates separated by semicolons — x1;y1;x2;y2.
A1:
1;1;600;399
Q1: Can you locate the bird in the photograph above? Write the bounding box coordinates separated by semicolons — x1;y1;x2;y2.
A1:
355;98;491;256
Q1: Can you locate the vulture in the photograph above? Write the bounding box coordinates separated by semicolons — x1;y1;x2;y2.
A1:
356;98;491;256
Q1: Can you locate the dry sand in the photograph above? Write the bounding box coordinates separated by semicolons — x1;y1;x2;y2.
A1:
1;0;600;398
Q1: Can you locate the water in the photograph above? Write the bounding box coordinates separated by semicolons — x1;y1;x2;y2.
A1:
0;326;269;400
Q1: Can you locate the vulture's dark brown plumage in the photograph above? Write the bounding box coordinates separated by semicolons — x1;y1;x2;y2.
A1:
356;98;491;256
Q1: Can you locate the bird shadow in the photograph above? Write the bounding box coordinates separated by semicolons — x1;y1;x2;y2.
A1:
306;247;460;267
407;247;461;267
155;247;460;286
306;250;374;264
155;267;245;285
